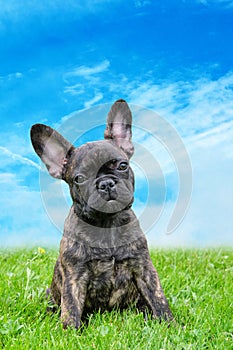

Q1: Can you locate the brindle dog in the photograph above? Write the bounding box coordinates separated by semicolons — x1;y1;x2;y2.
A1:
30;99;173;329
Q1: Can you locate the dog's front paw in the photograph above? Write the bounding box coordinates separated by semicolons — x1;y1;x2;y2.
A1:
61;312;81;330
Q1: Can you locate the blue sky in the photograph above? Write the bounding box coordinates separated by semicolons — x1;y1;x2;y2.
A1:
0;0;233;248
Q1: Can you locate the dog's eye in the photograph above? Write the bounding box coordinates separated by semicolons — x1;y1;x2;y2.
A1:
74;174;86;184
117;162;128;171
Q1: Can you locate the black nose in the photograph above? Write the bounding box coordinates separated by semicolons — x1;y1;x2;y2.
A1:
97;178;116;194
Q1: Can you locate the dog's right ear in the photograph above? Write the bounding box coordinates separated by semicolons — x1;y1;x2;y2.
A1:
104;99;134;159
30;124;74;179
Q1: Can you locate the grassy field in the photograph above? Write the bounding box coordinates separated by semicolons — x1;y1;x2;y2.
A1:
0;248;232;349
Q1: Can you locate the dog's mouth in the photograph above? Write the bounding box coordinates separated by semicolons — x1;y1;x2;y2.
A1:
88;193;128;214
99;191;118;202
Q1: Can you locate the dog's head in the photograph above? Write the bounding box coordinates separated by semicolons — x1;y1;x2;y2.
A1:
31;100;135;225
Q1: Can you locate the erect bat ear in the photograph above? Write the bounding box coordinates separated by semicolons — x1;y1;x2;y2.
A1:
30;124;74;179
104;99;134;159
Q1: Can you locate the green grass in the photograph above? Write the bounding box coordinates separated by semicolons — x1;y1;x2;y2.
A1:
0;248;232;349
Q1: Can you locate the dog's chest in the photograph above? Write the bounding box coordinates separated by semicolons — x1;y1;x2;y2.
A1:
84;257;137;310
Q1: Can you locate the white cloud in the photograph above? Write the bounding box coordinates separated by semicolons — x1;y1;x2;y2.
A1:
0;171;60;248
134;0;151;8
0;1;122;23
64;83;85;96
65;60;110;79
64;60;110;100
0;172;16;185
84;92;103;109
140;135;233;248
0;72;23;80
186;120;233;152
0;146;40;169
196;0;233;8
126;72;233;137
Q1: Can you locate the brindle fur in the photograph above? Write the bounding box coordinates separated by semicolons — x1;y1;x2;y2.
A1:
31;99;173;329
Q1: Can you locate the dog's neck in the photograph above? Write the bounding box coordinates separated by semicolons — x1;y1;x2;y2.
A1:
63;205;144;249
73;203;132;228
73;201;133;228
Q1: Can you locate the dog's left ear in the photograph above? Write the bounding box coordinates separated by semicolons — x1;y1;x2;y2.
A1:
104;99;134;159
30;124;74;179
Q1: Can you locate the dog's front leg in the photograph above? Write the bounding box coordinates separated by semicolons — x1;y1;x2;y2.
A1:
134;260;173;322
61;270;88;329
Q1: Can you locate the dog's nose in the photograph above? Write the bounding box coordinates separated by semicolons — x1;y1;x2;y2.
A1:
97;178;116;193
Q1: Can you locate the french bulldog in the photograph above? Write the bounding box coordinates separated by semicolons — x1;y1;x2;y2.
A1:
30;99;173;329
